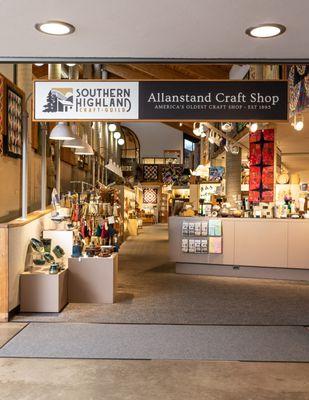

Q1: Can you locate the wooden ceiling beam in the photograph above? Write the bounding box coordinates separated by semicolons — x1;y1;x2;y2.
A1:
103;64;154;79
127;64;192;79
169;64;231;79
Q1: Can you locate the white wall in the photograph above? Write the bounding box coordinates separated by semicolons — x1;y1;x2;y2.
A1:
123;123;183;161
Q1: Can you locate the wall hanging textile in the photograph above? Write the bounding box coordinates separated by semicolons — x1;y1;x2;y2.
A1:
143;188;158;204
249;129;274;203
288;64;309;116
143;165;158;181
0;74;25;159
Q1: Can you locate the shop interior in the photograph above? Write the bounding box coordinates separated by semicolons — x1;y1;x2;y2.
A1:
0;63;309;325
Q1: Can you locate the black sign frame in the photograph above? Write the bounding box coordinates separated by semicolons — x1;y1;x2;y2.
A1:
33;79;289;122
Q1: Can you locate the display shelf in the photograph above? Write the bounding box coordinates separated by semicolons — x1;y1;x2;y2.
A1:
68;253;118;304
20;268;68;312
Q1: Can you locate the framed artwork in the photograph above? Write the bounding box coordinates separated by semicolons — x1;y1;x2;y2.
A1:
0;75;4;155
3;81;24;158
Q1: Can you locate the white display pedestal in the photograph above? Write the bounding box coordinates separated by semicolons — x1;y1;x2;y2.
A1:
20;268;68;312
68;253;118;304
43;230;74;264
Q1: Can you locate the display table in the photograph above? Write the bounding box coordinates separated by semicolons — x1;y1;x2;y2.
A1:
169;216;309;281
68;253;118;304
20;268;68;312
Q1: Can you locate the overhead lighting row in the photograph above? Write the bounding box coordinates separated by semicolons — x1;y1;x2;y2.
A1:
50;122;94;155
108;123;125;146
34;20;287;39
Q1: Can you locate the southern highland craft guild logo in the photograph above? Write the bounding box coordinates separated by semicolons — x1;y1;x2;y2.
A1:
43;88;73;112
43;86;132;114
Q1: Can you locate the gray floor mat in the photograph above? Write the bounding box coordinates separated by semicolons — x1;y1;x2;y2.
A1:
1;323;309;361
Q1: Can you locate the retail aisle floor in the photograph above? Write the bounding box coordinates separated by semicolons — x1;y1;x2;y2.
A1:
0;358;309;400
13;224;309;325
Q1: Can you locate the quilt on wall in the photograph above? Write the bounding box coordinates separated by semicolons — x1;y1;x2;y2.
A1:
143;188;158;204
143;165;158;181
0;76;4;155
249;129;274;203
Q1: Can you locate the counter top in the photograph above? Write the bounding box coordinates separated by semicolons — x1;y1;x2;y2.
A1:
169;216;309;223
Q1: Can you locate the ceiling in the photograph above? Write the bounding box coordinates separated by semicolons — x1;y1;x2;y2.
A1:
1;0;309;61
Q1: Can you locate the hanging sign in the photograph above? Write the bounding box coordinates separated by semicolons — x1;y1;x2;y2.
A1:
33;80;288;122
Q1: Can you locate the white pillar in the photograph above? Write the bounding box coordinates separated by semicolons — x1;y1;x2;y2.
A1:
17;64;33;219
21;106;29;219
41;123;48;210
48;64;62;194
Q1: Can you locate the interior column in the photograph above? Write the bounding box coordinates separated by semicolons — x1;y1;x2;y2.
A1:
48;64;62;194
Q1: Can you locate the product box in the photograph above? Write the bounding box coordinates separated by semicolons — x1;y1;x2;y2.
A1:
194;222;201;236
188;239;195;253
181;238;189;253
182;221;189;236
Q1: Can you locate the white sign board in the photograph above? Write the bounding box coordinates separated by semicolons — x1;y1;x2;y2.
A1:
34;80;139;121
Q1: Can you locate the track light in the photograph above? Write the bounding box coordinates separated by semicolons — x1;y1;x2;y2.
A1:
231;145;240;155
214;135;222;146
249;122;258;133
292;114;304;131
193;122;201;137
221;122;233;133
208;130;216;144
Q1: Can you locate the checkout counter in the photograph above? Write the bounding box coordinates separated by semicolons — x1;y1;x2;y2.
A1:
169;216;309;281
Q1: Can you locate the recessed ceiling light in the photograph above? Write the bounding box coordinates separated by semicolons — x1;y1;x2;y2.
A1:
34;63;44;67
245;23;286;38
35;20;75;36
66;63;76;67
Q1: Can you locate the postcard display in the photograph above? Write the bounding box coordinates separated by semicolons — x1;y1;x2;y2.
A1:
181;219;222;254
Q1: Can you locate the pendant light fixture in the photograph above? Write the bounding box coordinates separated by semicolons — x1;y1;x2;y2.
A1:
75;133;94;155
62;123;84;148
108;123;117;133
50;122;76;141
113;131;121;140
118;138;125;146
